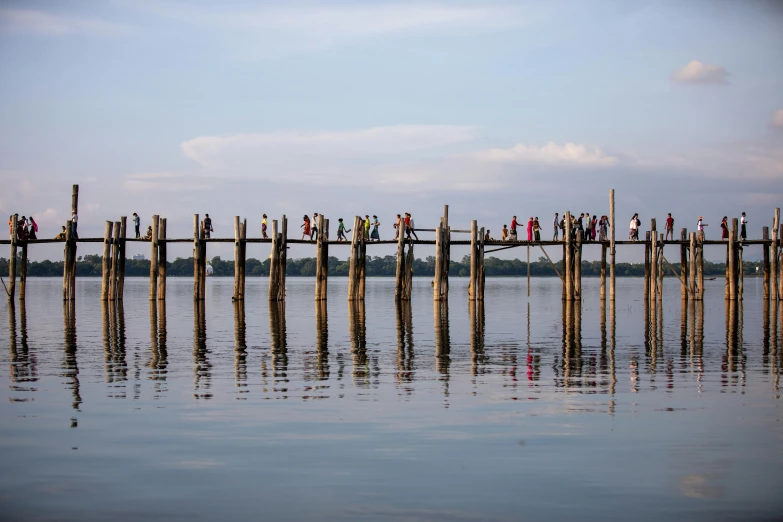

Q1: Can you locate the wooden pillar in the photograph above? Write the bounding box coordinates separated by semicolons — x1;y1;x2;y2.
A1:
71;184;79;223
600;242;607;300
738;237;744;300
395;218;408;301
574;230;582;299
199;221;206;301
564;211;573;300
477;226;485;301
19;240;27;301
268;219;279;301
315;214;327;301
157;218;167;301
697;233;705;300
109;221;120;300
658;233;664;300
281;215;288;300
8;214;17;301
609;189;616;301
193;214;200;301
779;223;783;300
233;216;241;301
644;230;651;302
650;220;658;300
149;215;159;301
240;218;247;301
527;243;531;297
763;227;770;300
62;219;71;301
348;216;360;301
689;232;698;300
680;228;688;301
728;218;738;300
70;185;78;299
468;220;477;301
100;221;113;301
771;212;778;302
117;216;127;301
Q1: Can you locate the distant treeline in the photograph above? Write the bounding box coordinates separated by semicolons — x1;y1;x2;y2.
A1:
0;254;764;278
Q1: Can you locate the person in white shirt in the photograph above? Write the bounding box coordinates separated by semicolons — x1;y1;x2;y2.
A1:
697;216;707;239
629;213;639;241
740;212;747;241
71;210;78;239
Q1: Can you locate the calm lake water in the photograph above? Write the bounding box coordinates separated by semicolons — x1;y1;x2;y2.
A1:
1;276;782;521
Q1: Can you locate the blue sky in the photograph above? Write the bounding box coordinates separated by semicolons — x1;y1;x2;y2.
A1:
1;0;782;262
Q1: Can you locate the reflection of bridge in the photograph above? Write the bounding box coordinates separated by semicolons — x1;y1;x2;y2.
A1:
4;185;782;308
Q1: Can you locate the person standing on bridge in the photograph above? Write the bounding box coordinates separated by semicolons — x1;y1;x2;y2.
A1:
370;216;381;241
394;214;402;239
510;216;520;241
336;218;350;241
584;214;592;241
300;215;311;240
311;213;319;240
501;224;509;241
552;213;559;241
665;213;674;241
527;217;533;241
697;216;707;239
133;213;141;238
599;215;609;241
740;212;747;241
629;213;639;241
591;215;598;241
406;213;419;240
261;214;268;239
203;214;213;238
533;217;541;242
71;210;78;239
721;216;729;241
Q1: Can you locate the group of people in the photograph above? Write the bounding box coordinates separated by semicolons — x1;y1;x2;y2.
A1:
629;212;749;242
9;216;39;241
551;213;611;242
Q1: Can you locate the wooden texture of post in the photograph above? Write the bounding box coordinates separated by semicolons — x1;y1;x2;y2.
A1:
689;232;698;300
193;214;200;301
697;234;705;300
650;220;657;300
600;242;607;300
101;221;112;301
8;214;17;301
281;215;288;300
358;218;366;300
315;214;327;301
574;230;582;299
468;220;477;301
109;221;120;300
233;216;240;301
680;228;688;301
19;240;27;301
763;227;770;300
728;218;737;301
771;210;779;302
70;185;78;298
268;219;279;301
477;227;485;301
527;244;531;297
609;189;616;301
240;218;247;301
738;237;743;300
395;219;407;301
63;219;71;301
198;221;206;301
71;185;79;223
644;230;651;302
658;233;664;299
564;211;572;300
118;216;127;300
779;223;783;301
157;218;167;301
149;215;159;301
348;216;360;301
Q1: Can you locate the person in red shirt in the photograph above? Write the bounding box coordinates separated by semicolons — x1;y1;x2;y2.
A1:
510;216;520;241
665;213;674;241
526;217;533;241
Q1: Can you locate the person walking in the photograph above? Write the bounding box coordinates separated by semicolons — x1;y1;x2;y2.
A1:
599;215;609;241
526;217;533;242
665;213;674;241
559;214;566;241
311;213;319;240
552;213;559;241
370;215;381;241
629;213;639;241
740;212;747;241
501;224;509;242
363;215;371;240
133;213;141;238
28;216;37;240
697;216;707;239
394;214;402;239
407;214;418;240
336;218;351;241
261;214;268;239
300;214;311;240
584;214;592;242
721;216;729;241
203;214;213;238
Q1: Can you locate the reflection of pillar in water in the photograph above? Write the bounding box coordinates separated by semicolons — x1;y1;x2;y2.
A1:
269;301;288;398
695;301;705;394
234;300;248;397
680;301;688;363
608;298;616;411
315;300;329;381
63;300;81;410
469;300;486;379
725;300;737;381
8;302;38;396
434;300;450;382
561;298;576;389
525;302;539;386
150;299;167;399
396;300;414;395
193;300;212;399
349;300;368;388
772;299;780;394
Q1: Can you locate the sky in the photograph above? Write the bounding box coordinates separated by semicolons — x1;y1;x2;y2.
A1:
1;0;782;263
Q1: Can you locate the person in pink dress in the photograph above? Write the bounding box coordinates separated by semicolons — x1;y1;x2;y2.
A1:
527;217;533;241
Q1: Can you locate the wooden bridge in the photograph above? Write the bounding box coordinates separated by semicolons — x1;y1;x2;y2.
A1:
4;186;783;307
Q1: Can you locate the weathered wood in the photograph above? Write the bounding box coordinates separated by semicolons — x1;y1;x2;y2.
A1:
19;241;27;301
268;219;280;301
395;218;407;301
728;218;738;300
100;221;112;301
527;244;531;297
117;216;127;300
697;233;705;300
644;230;651;301
109;221;120;300
477;226;485;301
149;215;159;301
763;227;770;300
574;230;582;299
600;242;607;300
63;219;71;301
772;212;778;302
315;214;327;301
348;216;360;301
240;218;247;301
198;220;206;301
738;239;743;300
9;214;17;301
658;233;664;299
779;221;783;301
280;215;288;300
650;220;658;301
564;211;572;300
193;214;200;301
689;232;697;298
233;216;240;301
468;220;477;301
680;228;688;300
157;218;167;301
609;189;616;301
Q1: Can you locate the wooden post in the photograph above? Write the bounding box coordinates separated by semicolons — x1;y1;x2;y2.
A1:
728;218;737;301
689;232;698;300
650;220;658;300
779;221;783;301
763;227;770;300
199;220;206;301
564;211;573;300
117;216;127;301
62;219;71;301
434;222;443;301
100;221;112;301
71;184;79;224
395;218;407;301
109;221;120;300
468;220;477;301
240;218;247;301
268;219;279;301
600;242;607;300
8;214;17;301
680;228;688;301
738;237;744;300
158;218;167;301
609;189;616;301
771;211;778;302
574;230;582;299
644;230;651;302
281;215;288;300
477;226;485;301
315;214;327;301
527;243;531;297
149;215;159;301
698;233;705;300
348;216;360;301
233;216;240;301
658;233;664;299
193;214;200;301
19;240;26;301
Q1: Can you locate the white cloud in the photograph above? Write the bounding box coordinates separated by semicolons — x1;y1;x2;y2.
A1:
0;9;129;36
472;141;619;167
671;60;730;84
771;109;783;129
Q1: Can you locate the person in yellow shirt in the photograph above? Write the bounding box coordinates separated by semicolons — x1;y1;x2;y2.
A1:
261;214;268;239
